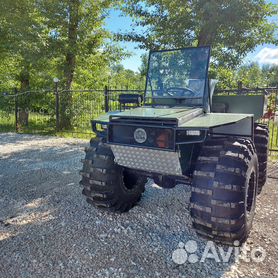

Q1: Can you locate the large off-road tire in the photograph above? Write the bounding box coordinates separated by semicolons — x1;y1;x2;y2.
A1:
190;137;258;245
254;123;269;194
80;138;146;212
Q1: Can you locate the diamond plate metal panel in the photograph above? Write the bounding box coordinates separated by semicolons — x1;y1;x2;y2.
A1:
111;145;182;176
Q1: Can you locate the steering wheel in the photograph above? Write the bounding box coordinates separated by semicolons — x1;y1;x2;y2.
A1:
165;87;197;97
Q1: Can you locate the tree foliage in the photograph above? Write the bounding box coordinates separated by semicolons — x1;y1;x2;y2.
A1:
211;63;278;90
0;0;130;90
120;0;277;67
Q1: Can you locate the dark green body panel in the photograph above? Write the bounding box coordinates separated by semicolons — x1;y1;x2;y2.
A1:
181;113;253;128
212;95;265;121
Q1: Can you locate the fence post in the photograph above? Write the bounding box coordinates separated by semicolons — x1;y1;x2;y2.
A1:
54;82;60;131
14;88;19;133
238;81;243;94
104;85;109;112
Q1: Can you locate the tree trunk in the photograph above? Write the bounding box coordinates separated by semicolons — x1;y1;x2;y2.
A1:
18;68;30;127
60;0;79;130
197;26;215;47
197;29;209;47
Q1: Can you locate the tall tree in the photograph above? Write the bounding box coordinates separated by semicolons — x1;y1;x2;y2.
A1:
0;0;49;89
120;0;277;67
0;0;51;125
36;1;107;128
139;53;148;78
262;65;278;86
237;63;268;87
65;0;80;91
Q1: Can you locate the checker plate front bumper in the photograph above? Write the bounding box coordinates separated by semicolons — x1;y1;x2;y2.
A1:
110;145;182;176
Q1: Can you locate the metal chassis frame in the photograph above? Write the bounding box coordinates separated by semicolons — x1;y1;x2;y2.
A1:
127;167;192;186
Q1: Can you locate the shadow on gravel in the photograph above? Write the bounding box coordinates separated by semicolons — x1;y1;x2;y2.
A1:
0;133;86;148
0;133;54;145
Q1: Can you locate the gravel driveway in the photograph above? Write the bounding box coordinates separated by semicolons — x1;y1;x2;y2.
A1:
0;133;277;278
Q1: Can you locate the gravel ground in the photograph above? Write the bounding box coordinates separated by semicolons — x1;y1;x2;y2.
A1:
0;133;277;278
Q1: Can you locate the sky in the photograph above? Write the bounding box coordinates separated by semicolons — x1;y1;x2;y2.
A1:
105;3;278;72
105;9;146;72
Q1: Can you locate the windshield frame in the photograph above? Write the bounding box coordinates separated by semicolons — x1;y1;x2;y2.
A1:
144;46;211;108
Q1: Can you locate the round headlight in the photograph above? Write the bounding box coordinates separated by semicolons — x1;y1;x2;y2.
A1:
134;128;147;143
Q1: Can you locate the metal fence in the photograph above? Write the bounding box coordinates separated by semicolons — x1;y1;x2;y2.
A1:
0;87;144;138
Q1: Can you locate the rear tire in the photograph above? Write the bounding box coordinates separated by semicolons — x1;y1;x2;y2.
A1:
190;137;258;245
254;123;269;194
80;138;146;213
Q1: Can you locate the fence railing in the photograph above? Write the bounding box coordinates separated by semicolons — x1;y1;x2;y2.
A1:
0;87;145;137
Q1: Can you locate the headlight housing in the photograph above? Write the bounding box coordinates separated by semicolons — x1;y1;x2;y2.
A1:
108;124;175;150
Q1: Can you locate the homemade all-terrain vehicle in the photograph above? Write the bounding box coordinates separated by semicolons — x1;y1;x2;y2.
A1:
80;46;269;245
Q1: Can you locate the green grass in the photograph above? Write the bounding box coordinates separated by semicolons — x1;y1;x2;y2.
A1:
0;111;95;140
268;121;278;161
0;111;15;132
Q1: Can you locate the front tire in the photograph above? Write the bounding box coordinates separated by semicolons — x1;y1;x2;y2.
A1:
80;138;146;212
190;137;258;245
